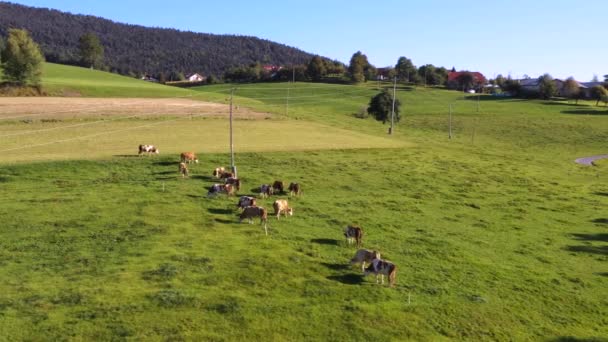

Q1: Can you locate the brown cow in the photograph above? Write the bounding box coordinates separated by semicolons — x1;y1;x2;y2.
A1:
239;206;269;235
288;182;301;196
350;249;381;272
213;167;226;178
344;225;363;247
272;181;285;194
180;152;199;164
225;177;241;191
138;144;159;156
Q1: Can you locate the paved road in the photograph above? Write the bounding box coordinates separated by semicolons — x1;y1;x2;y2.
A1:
575;155;608;166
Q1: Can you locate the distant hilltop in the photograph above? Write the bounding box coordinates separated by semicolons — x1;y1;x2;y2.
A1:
0;2;316;77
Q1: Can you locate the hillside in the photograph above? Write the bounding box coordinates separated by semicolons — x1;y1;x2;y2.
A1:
0;2;316;77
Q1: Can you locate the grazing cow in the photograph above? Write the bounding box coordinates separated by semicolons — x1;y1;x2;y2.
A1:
225;177;241;191
239;206;268;235
179;162;189;178
213;167;226;178
138;144;159;155
259;184;274;198
180;152;199;164
288;182;301;196
364;258;397;287
344;225;363;247
272;181;285;194
350;249;381;272
272;199;293;219
237;196;256;210
207;183;235;197
220;171;234;179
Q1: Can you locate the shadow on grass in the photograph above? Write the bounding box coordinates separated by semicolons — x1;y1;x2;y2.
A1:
154;161;176;166
595;272;608;277
320;262;349;271
215;218;235;224
565;245;608;256
572;233;608;242
113;154;140;158
208;208;234;215
155;171;174;175
561;110;608;115
541;101;587;107
186;194;204;199
548;337;608;342
192;175;213;181
311;238;340;246
593;191;608;197
326;274;364;285
591;218;608;225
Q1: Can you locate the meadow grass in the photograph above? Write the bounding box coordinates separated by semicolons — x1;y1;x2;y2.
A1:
0;80;607;340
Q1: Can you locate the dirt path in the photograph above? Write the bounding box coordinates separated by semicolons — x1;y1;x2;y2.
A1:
0;97;269;119
575;155;608;166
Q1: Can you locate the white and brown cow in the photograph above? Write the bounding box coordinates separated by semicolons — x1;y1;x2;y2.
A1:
179;162;189;178
344;225;363;247
364;258;397;287
239;206;268;235
259;184;274;198
225;177;241;191
212;167;226;178
272;199;293;219
207;183;235;197
237;196;256;210
180;152;199;164
350;249;381;272
138;144;159;155
288;182;301;196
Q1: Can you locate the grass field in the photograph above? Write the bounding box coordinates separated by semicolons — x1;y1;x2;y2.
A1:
0;72;607;340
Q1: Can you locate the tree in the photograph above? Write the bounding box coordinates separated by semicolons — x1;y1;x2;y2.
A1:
590;85;608;106
367;90;401;124
0;28;44;86
306;56;327;81
495;74;506;88
562;77;580;102
395;56;416;83
502;77;521;96
604;75;608;82
592;74;599;82
538;73;557;99
456;72;475;90
348;51;369;83
78;33;104;69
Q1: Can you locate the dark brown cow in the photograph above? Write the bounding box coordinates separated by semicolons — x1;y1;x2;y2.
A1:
344;225;363;247
225;177;241;191
272;180;284;194
364;258;397;287
288;182;301;196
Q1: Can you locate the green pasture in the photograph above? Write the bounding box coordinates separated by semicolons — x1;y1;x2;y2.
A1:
0;71;606;340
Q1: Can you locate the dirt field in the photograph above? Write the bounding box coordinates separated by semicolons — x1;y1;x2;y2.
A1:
0;97;269;120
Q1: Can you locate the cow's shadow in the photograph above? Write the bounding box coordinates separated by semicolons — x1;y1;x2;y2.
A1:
154;161;176;166
321;262;349;271
192;175;213;181
326;274;364;285
113;154;139;158
208;208;234;215
155;171;174;175
311;238;340;246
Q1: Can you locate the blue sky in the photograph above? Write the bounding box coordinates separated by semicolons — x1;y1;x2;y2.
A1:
7;0;608;81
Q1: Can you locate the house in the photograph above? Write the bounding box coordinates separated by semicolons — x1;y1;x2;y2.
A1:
376;67;392;81
447;71;487;90
186;73;205;82
262;65;282;72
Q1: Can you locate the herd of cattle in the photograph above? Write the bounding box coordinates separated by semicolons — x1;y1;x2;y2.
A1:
138;145;397;287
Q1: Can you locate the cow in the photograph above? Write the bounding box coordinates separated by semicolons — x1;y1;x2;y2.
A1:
138;144;159;155
350;249;381;272
220;171;234;179
237;196;257;210
225;177;241;191
180;152;199;164
179;162;189;178
259;184;274;198
272;181;285;194
364;258;397;287
272;199;293;219
213;167;225;178
288;182;301;196
344;225;363;247
207;183;235;197
239;206;268;235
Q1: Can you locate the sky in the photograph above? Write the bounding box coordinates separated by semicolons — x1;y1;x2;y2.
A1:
6;0;608;81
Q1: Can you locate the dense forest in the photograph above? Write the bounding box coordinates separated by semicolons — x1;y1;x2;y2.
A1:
0;2;316;77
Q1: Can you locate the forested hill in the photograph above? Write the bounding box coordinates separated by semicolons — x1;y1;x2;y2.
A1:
0;2;316;77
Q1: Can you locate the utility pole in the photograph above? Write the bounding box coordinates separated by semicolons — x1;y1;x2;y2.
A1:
449;104;453;139
286;82;290;116
229;88;236;177
292;66;295;83
390;76;396;135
